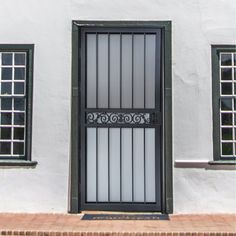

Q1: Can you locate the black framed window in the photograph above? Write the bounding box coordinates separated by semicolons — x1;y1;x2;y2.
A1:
0;45;34;161
212;45;236;160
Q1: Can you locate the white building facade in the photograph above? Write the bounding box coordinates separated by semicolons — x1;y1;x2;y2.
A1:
0;0;235;213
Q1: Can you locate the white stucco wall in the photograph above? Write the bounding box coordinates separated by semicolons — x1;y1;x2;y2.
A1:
0;0;235;213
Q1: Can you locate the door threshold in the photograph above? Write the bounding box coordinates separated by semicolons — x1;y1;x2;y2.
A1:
81;211;169;220
82;210;164;215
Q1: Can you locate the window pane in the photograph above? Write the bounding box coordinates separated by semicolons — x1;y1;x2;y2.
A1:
14;68;25;80
14;127;24;140
14;113;24;125
234;53;236;66
0;127;11;139
1;82;12;95
1;68;12;80
221;98;232;111
1;98;12;110
13;142;24;155
14;98;25;111
222;128;232;140
14;53;26;65
0;142;11;154
221;113;232;125
221;83;232;95
221;53;232;66
14;82;24;95
221;68;232;81
2;53;12;65
222;143;233;155
1;113;12;125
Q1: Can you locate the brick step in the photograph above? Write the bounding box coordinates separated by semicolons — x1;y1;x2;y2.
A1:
0;232;236;236
1;231;236;236
0;214;235;234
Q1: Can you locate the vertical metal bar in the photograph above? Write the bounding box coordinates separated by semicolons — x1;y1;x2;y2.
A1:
131;33;134;202
107;33;111;202
96;33;98;109
108;33;110;109
132;127;134;202
132;33;134;108
144;128;146;203
120;33;123;202
108;127;110;202
155;32;161;111
120;128;122;202
143;34;146;203
96;128;98;203
120;33;122;109
95;33;98;203
144;33;146;109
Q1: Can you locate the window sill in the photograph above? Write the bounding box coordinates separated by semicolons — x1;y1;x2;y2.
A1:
208;160;236;165
0;160;38;167
175;160;236;170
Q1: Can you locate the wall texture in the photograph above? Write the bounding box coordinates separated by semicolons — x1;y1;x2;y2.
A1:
0;0;235;213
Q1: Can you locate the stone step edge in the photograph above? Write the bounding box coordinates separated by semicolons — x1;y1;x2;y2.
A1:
0;231;236;236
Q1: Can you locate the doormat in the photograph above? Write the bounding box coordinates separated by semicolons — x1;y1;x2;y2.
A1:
81;214;169;220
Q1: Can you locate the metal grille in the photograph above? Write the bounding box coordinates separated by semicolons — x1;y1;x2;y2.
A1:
220;52;236;158
81;29;162;211
0;52;26;157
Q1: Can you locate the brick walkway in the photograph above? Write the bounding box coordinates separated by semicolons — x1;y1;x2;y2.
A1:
0;213;235;235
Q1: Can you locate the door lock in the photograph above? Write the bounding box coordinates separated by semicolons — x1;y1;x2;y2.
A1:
150;112;158;124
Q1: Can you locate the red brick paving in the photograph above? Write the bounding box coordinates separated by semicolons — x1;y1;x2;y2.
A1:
0;213;235;235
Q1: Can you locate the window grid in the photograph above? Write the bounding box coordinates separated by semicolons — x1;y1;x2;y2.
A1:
220;52;236;158
0;52;26;157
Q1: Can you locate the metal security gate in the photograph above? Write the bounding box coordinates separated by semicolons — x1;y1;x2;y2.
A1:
79;26;163;212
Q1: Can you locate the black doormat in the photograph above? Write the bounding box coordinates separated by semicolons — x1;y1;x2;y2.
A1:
81;214;169;220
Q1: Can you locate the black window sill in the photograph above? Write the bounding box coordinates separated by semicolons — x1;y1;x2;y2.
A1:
208;160;236;165
175;160;236;169
0;160;38;167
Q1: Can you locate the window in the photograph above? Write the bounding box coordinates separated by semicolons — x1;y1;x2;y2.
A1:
212;45;236;160
0;45;34;161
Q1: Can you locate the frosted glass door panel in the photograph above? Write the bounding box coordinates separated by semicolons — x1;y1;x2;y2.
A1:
145;35;156;108
133;35;145;108
121;35;132;108
97;128;109;201
109;128;121;202
98;34;108;108
145;128;156;202
110;35;121;108
86;128;97;201
121;128;133;202
86;34;97;108
133;128;145;202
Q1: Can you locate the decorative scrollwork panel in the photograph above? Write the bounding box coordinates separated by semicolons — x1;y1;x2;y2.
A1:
86;112;151;125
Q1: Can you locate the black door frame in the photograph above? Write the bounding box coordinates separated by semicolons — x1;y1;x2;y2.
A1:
70;21;172;214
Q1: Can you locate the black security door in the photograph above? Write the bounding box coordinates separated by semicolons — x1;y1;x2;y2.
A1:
80;27;162;211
